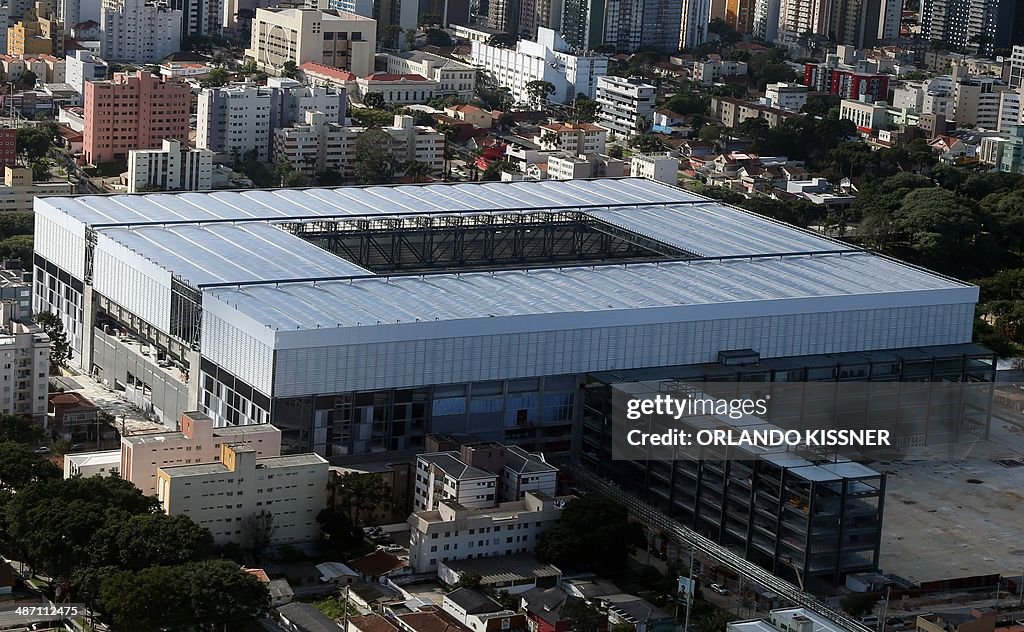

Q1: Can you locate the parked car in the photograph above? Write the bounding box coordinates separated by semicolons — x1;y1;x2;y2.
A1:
710;583;728;595
71;443;86;451
33;446;51;454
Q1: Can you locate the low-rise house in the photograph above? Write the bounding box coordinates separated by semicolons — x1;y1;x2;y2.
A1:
349;614;401;632
278;602;343;632
652;109;686;134
49;391;100;442
348;550;408;582
63;450;120;478
445;104;492;128
630;153;679;184
547;153;625;180
597;595;673;632
438;554;561;594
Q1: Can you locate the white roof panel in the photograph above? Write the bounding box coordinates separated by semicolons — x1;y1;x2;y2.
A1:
205;252;967;331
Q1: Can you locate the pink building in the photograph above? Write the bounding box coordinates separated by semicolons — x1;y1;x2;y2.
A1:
121;411;281;497
83;71;191;164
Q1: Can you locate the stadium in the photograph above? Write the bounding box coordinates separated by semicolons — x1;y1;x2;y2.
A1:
33;178;987;456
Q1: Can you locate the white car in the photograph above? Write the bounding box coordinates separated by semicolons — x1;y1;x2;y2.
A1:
710;583;729;595
33;446;51;454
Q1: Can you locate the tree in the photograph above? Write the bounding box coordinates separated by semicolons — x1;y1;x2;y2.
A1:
353;129;397;185
16;127;52;163
316;506;363;556
0;442;59;491
403;160;433;183
98;560;269;631
362;91;387;109
30;159;49;181
19;70;37;88
378;24;403;48
570;95;599;124
201;67;230;88
281;60;298;79
486;33;517;48
0;212;34;240
535;496;645;572
242;510;276;561
317;169;344;186
240;58;259;75
894;187;980;270
481;160;517;181
0;414;45;445
561;598;606;632
0;235;34;266
628;134;668;153
332;471;390;525
608;145;624;159
525;80;556;107
454;571;483;590
89;513;214;572
35;311;71;372
425;28;452;47
841;592;879;619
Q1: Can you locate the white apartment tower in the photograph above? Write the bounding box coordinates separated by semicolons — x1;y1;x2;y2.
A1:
100;0;183;62
127;139;216;193
595;75;656;136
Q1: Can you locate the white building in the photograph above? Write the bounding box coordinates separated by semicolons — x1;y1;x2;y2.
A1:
33;179;982;456
245;8;376;77
122;411;282;497
127;139;216;193
997;86;1023;131
839;98;890;132
385;51;477;101
729;608;847;632
357;73;439;106
595;75;656;136
64;450;121;478
197;78;346;162
275;113;444;179
547;153;626;179
470;27;608;105
157;442;329;546
692;57;748;87
764;82;807;111
630;153;679;184
679;0;711;50
535;121;607;153
415;452;498;511
1011;45;1024;89
99;0;182;62
0;320;49;420
65;50;108;101
407;491;568;574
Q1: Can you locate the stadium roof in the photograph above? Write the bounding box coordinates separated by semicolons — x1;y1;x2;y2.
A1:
40;178;973;334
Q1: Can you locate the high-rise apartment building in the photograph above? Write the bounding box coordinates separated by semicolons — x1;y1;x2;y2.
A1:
127;139;216;193
724;0;756;33
1011;45;1024;88
829;0;902;48
197;77;346;163
328;0;416;32
0;318;50;421
920;0;1023;56
776;0;831;42
65;50;109;100
560;0;604;49
82;71;190;164
679;0;711;50
245;8;376;77
170;0;222;37
595;75;656;136
752;0;780;40
99;0;182;62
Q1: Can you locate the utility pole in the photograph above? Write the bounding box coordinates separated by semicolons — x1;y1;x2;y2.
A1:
342;583;351;629
683;546;695;632
879;586;892;632
1019;568;1023;605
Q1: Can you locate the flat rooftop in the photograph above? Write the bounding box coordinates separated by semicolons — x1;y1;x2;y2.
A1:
38;179;974;336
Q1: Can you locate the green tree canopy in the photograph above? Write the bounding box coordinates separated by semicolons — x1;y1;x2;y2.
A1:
894;187;980;269
35;311;71;372
354;129;397;185
535;496;645;571
0;441;59;491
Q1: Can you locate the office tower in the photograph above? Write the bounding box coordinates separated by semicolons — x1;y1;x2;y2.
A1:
921;0;1023;56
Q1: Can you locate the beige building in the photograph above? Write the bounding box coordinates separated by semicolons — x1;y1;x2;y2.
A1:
386;51;477;101
121;410;281;497
156;442;329;546
0;166;72;212
407;491;569;574
535;122;607;154
245;8;375;77
445;104;492;129
953;77;1007;130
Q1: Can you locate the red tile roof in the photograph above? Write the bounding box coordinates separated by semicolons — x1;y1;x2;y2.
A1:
299;61;356;82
